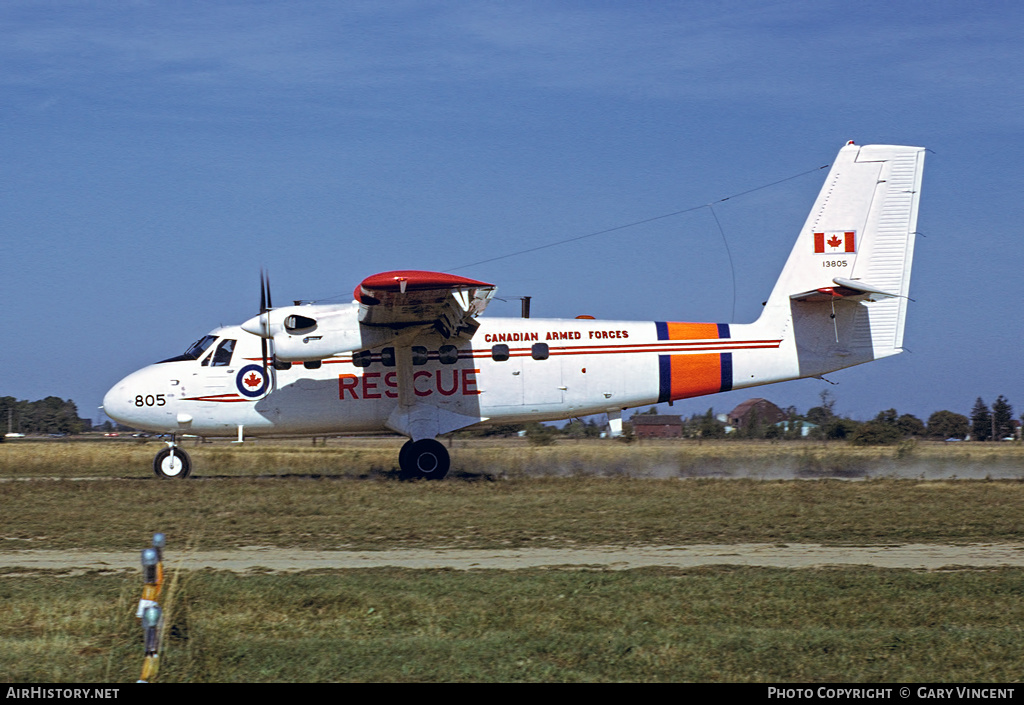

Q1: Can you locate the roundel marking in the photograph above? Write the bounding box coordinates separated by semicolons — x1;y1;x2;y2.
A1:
236;364;269;398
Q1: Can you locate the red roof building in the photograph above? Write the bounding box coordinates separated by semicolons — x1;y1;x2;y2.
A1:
726;398;786;431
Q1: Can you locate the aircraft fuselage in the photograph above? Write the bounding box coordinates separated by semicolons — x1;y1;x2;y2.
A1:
104;314;792;439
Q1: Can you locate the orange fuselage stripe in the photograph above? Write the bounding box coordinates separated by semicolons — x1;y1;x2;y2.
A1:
668;353;724;400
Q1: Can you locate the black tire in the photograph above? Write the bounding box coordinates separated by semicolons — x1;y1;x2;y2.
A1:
398;439;414;470
398;439;450;480
153;447;192;479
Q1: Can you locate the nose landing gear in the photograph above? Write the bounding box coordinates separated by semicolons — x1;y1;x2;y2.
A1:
153;439;192;479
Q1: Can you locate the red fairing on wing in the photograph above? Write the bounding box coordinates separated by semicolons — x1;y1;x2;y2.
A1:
355;270;493;302
362;270;492;291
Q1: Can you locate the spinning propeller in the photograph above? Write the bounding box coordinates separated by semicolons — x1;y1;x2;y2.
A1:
259;269;275;384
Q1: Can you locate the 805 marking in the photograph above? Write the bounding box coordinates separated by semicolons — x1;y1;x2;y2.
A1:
822;259;848;268
134;394;167;407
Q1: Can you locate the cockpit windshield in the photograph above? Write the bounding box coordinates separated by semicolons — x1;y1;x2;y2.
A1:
157;335;218;363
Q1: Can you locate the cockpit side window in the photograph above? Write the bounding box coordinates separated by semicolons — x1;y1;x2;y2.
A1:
158;335;217;363
210;339;236;367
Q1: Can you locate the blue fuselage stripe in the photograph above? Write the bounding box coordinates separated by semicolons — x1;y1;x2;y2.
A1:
657;355;671;403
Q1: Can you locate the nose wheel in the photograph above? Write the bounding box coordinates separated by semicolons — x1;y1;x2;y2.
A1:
398;439;450;480
153;445;192;479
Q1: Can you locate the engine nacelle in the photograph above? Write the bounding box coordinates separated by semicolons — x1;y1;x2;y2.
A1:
242;303;397;362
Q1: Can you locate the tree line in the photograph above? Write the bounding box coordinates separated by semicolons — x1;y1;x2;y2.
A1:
663;394;1017;445
669;394;1018;444
458;392;1020;445
1;393;1018;446
0;396;91;437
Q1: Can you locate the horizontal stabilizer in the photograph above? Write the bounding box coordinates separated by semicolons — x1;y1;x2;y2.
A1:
790;277;898;303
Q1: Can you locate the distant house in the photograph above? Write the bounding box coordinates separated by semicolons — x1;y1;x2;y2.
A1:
631;415;685;439
727;398;786;431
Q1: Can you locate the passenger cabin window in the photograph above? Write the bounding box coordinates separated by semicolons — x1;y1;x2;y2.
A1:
439;345;459;365
412;346;428;366
381;348;396;367
531;343;549;360
491;344;510;362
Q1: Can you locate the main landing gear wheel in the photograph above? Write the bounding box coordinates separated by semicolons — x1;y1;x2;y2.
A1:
153;447;192;479
398;439;450;480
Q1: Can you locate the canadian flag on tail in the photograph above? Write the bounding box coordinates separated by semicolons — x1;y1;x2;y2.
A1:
813;231;856;254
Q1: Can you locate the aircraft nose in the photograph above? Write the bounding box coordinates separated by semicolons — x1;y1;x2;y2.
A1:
102;380;131;425
102;367;179;433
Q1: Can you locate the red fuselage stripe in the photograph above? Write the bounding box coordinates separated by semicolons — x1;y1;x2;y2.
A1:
249;339;783;365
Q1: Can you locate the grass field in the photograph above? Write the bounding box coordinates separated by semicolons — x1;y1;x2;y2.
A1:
4;567;1024;683
4;435;1024;481
2;438;1024;682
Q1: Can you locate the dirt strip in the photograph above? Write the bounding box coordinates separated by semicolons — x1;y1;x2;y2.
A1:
3;543;1024;574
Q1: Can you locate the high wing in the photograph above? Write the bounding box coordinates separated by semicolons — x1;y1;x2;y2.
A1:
355;270;496;339
239;269;496;362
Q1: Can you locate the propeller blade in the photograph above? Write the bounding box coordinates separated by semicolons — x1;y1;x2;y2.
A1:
259;269;271;382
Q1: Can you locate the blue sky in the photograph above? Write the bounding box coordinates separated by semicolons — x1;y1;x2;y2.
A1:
2;1;1022;426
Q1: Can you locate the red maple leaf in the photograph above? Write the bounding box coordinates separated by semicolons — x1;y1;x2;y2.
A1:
244;372;263;388
827;235;843;249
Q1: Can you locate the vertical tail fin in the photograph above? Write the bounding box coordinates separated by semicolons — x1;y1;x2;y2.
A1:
759;143;926;373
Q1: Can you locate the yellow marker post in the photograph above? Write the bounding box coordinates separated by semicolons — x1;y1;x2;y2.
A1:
136;533;167;682
136;548;160;618
138;605;162;683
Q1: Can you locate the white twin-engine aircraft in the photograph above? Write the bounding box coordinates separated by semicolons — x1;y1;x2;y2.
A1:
103;142;925;479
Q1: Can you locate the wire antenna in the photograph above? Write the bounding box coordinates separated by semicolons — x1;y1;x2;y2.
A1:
446;164;829;273
707;203;736;322
310;162;829;304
